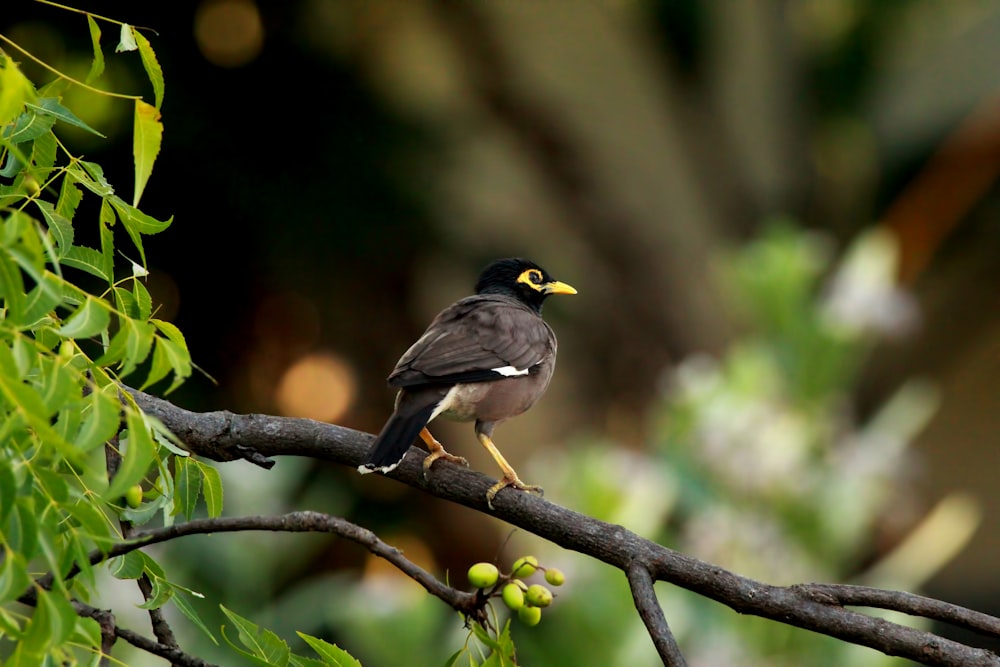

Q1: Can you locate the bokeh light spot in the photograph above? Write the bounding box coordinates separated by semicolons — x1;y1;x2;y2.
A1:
275;352;356;422
194;0;264;68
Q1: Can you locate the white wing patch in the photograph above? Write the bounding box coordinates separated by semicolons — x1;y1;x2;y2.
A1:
357;461;400;475
491;365;530;377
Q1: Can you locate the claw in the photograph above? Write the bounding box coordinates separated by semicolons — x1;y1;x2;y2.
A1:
422;449;469;478
485;475;543;510
419;427;468;479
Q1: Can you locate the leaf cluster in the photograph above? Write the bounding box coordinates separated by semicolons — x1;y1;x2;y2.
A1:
0;12;215;665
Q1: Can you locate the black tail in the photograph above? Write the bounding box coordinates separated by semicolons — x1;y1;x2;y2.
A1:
359;402;437;473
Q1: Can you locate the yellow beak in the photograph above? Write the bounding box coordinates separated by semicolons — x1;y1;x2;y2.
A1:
542;280;577;296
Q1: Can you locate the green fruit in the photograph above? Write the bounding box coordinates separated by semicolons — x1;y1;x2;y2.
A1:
125;484;143;508
544;568;566;586
501;583;525;610
467;562;499;589
511;555;538;578
517;604;542;626
525;584;553;607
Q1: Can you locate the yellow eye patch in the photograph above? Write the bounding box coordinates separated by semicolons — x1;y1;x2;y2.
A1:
516;269;544;291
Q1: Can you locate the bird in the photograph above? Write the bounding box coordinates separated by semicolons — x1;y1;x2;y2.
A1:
358;257;576;508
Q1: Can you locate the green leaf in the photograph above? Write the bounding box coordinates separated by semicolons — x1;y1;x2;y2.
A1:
134;279;152;319
132;99;162;206
56;174;83;222
111;195;171;234
289;657;328;667
55;295;111;339
36;355;77;416
85;15;105;84
141;336;174;390
443;648;464;667
0;248;26;321
109;551;144;580
31;127;57;170
5;108;56;144
62;245;112;282
0;459;15;525
0;149;23;178
297;633;363;667
114;286;139;318
20;272;62;325
96;317;155;377
471;622;502;652
133;30;165;110
136;573;173;610
142;329;191;394
66;498;113;542
109;195;171;267
68;160;114;197
0;347;78;457
197;460;224;518
172;592;218;645
120;491;166;526
71;616;102;652
32;200;74;256
7;501;40;561
0;54;37;126
173;456;202;521
220;605;291;667
104;411;158;500
28;97;105;138
20;588;77;656
0;547;31;604
75;385;121;453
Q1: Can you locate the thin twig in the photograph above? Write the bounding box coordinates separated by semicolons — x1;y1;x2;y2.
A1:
17;588;216;667
38;511;483;622
626;562;688;666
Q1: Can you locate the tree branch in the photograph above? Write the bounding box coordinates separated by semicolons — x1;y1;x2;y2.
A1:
129;388;1000;666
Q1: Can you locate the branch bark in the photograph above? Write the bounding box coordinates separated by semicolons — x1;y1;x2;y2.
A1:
129;388;1000;666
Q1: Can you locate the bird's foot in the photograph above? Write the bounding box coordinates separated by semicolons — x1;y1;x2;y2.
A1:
485;475;543;510
422;449;469;479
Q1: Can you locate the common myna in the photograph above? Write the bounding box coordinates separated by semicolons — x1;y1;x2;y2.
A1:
358;258;576;507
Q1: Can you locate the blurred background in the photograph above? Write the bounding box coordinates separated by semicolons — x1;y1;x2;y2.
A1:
6;1;1000;664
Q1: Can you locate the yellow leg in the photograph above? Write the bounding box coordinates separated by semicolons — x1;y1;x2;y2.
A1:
477;432;543;509
419;428;468;477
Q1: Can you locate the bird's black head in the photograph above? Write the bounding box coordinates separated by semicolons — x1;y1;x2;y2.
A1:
474;258;577;313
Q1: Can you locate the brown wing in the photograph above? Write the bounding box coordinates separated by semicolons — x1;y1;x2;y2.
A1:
388;295;556;388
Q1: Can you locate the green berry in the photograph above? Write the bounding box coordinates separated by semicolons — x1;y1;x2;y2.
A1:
467;562;499;589
517;604;542;626
125;484;143;509
511;555;538;578
544;568;566;586
501;583;525;610
525;584;553;607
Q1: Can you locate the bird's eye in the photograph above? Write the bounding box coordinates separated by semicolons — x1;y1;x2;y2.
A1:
516;268;545;291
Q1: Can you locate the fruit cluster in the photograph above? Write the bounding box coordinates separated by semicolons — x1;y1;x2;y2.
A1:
466;556;565;626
